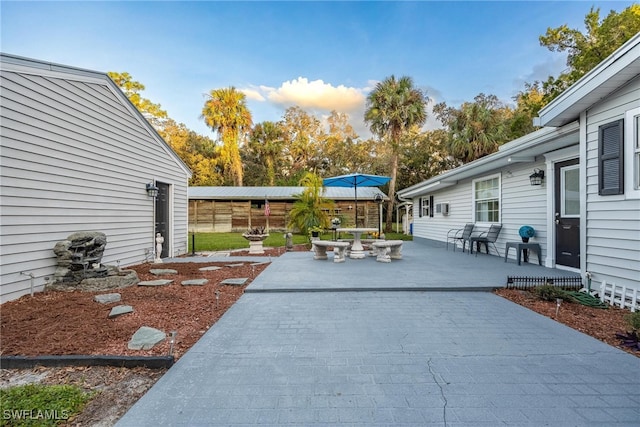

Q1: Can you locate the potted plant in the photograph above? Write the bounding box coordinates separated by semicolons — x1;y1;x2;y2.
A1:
242;226;269;254
287;172;333;236
331;217;341;229
518;225;535;243
309;226;323;238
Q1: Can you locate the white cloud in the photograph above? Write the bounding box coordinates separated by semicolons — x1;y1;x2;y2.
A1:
240;88;265;102
511;55;567;96
268;77;366;112
242;77;366;113
241;77;444;139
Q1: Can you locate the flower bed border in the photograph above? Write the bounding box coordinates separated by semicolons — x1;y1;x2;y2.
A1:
1;355;173;370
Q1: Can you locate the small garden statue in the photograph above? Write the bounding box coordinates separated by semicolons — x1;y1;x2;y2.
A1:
155;233;164;263
285;232;293;252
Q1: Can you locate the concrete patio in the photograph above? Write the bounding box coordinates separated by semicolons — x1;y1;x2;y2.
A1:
116;240;640;426
247;239;580;292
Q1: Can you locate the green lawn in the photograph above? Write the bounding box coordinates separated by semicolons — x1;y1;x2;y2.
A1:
188;231;412;252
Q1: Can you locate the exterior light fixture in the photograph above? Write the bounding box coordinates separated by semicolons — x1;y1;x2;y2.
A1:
529;169;545;186
146;183;159;197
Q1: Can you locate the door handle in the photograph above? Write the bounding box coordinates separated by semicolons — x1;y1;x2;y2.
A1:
555;212;560;225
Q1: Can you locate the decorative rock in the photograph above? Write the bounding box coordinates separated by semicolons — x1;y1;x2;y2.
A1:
182;279;208;286
138;279;173;287
108;305;133;318
53;231;108;283
94;293;121;304
220;278;248;286
47;268;139;292
226;263;245;268
128;326;165;350
150;269;178;276
199;266;221;272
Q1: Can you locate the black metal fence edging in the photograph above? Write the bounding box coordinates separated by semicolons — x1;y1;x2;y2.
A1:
506;276;583;290
0;355;174;370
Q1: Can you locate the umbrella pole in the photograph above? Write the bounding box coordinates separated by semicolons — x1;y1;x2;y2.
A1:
354;185;358;227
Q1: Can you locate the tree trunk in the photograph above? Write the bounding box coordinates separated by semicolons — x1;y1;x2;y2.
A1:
385;152;398;232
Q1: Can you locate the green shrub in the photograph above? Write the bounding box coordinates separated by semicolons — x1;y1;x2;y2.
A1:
625;311;640;332
533;284;573;302
0;384;92;427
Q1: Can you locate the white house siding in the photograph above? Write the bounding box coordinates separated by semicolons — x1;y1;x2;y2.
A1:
0;59;190;302
411;162;549;260
499;163;549;259
411;181;472;242
583;75;640;292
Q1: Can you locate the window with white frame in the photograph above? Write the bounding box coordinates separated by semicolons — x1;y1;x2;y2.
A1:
473;175;500;223
421;196;431;217
624;107;640;198
635;115;640;189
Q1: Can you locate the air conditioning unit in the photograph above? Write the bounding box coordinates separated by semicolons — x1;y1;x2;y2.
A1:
435;202;450;216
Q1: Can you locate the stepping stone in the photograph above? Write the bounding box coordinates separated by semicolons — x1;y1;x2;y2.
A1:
138;279;173;287
108;305;133;318
220;278;248;286
128;326;166;350
226;263;245;268
182;279;208;286
94;293;121;304
199;266;221;272
150;269;178;275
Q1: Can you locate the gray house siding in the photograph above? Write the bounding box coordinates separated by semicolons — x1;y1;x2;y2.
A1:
500;163;548;259
411;181;471;241
411;161;551;260
583;75;640;292
0;56;190;302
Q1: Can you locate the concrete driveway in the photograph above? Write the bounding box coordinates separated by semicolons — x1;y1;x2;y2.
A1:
117;241;640;426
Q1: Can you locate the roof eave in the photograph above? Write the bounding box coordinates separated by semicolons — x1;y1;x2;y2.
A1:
535;33;640;127
398;123;579;199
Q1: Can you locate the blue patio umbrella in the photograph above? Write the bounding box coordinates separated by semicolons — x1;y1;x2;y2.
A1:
322;173;391;226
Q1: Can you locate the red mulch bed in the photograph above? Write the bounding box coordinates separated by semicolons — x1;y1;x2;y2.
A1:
1;247;636;360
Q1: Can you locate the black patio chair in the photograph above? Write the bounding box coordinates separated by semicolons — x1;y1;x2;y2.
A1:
446;223;475;252
469;224;502;257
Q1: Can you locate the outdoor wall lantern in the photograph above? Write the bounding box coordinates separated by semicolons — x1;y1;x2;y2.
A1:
529;169;545;186
146;182;159;198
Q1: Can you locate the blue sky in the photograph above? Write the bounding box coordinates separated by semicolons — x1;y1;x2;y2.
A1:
1;1;635;138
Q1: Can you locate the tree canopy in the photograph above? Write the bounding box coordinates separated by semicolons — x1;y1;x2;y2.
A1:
202;87;253;186
539;5;640;102
107;72;167;126
365;75;428;231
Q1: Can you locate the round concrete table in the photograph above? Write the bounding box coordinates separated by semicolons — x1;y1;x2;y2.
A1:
337;228;377;259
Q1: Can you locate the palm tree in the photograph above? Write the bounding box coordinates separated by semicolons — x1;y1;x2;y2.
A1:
201;87;252;186
287;172;334;236
248;121;284;186
364;75;427;231
433;93;510;163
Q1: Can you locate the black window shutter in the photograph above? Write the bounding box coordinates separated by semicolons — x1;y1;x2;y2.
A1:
418;198;423;217
598;119;624;195
429;195;434;217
